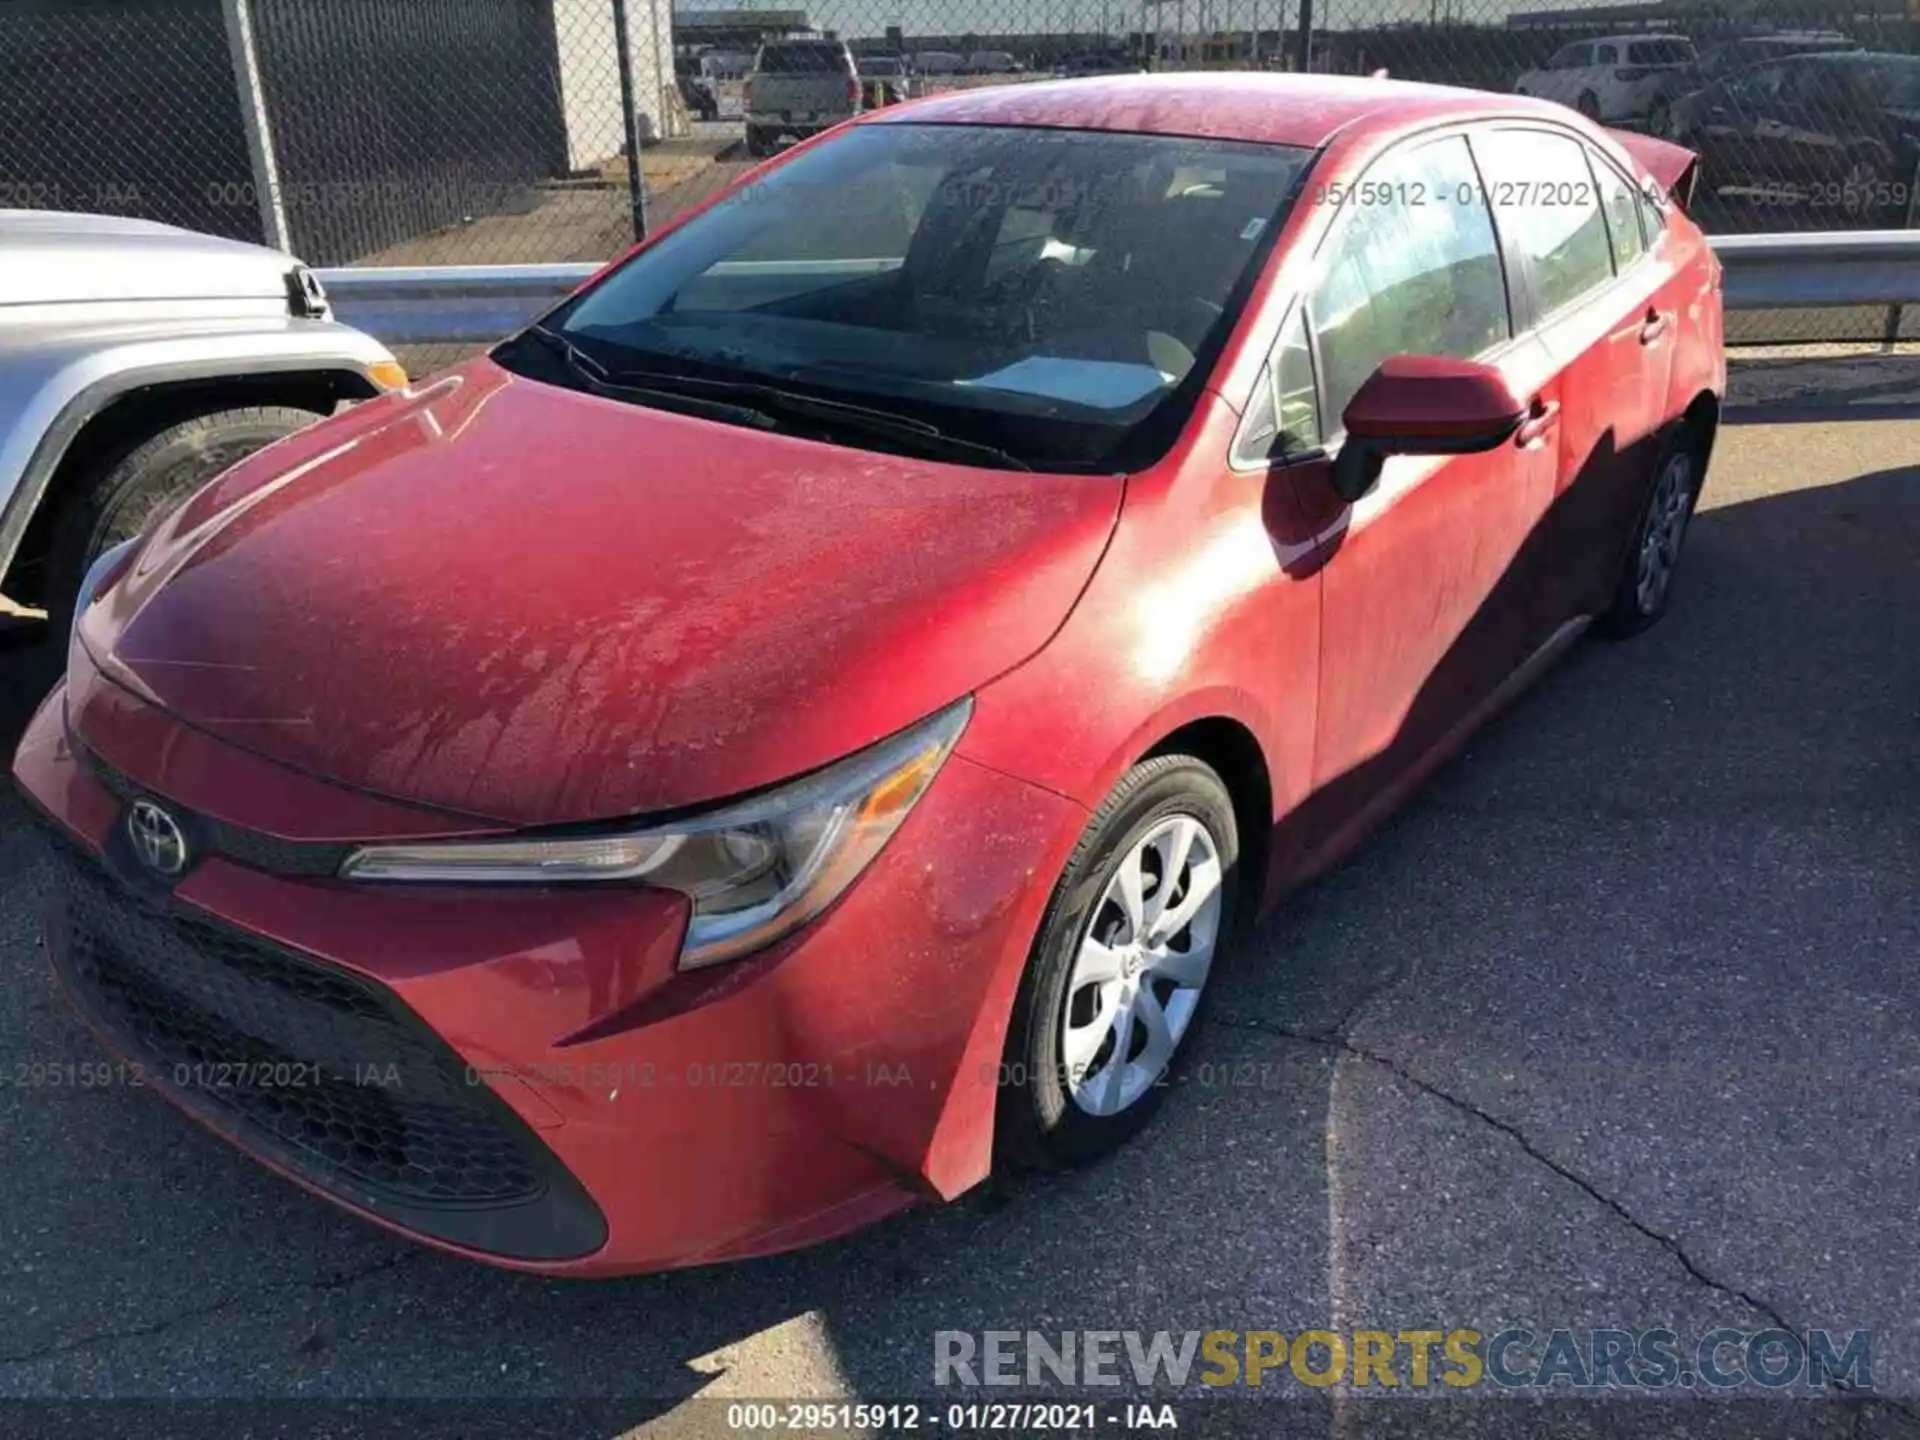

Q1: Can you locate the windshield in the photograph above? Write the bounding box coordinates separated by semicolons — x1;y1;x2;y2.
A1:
756;42;847;74
518;123;1312;472
863;58;903;75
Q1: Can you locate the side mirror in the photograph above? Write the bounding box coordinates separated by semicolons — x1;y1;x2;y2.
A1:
1330;355;1527;503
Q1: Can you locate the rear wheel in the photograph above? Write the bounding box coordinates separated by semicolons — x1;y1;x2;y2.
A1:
1576;90;1601;120
1597;426;1704;638
43;405;319;632
996;756;1241;1171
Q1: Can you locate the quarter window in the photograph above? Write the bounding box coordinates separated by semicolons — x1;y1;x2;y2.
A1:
1308;136;1510;433
1473;129;1616;320
1230;307;1320;465
1274;308;1320;452
1592;154;1646;271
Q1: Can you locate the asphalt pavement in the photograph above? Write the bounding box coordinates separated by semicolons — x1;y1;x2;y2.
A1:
0;357;1913;1439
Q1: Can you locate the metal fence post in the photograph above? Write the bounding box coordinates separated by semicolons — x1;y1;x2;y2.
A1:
1295;0;1314;72
1883;153;1920;350
219;0;290;253
611;0;649;244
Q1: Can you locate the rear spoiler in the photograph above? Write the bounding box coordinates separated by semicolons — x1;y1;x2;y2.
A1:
1607;128;1700;211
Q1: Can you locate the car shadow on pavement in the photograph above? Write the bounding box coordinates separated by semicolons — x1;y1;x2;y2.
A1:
0;455;1913;1438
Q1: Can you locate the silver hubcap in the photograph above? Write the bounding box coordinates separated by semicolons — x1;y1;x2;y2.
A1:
1636;452;1694;615
1062;815;1224;1117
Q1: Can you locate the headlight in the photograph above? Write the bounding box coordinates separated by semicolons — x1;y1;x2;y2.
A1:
339;699;971;968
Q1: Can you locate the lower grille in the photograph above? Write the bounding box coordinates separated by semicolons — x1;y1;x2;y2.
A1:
40;824;606;1262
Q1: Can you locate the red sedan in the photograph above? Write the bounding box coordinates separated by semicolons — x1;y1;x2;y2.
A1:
14;74;1723;1274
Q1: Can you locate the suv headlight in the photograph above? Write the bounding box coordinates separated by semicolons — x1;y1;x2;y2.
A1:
340;699;971;968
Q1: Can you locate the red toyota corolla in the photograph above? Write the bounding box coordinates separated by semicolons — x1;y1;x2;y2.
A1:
15;74;1722;1274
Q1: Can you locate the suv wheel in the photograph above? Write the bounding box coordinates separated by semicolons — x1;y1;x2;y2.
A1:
44;405;319;631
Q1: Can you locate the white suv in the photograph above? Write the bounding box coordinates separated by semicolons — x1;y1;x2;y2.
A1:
1514;34;1698;123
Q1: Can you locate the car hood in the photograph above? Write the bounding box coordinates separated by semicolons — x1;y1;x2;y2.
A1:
0;210;298;308
80;358;1122;827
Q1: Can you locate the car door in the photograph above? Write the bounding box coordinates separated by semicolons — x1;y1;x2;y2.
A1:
1470;125;1680;632
1261;132;1561;853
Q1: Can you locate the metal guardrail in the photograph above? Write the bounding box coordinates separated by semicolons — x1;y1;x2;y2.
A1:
318;231;1920;348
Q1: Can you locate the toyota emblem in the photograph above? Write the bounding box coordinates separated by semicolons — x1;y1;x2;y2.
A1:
126;799;190;878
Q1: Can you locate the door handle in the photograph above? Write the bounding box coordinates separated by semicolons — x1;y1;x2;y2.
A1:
1516;399;1559;450
1639;308;1670;346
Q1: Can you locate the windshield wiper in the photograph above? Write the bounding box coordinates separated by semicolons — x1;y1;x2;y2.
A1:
531;338;1033;472
523;326;778;431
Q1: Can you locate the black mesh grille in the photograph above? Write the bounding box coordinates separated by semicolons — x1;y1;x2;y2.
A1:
39;821;606;1261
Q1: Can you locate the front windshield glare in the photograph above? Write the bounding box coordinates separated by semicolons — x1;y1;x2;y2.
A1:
548;123;1313;470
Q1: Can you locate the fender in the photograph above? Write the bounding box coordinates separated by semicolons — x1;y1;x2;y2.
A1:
0;318;399;582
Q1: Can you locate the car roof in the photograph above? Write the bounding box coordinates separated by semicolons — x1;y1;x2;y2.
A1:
1586;33;1690;45
1781;49;1915;66
868;72;1570;149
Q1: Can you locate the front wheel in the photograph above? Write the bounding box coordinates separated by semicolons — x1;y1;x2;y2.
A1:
43;405;320;633
996;755;1242;1171
1597;427;1704;638
1576;90;1602;120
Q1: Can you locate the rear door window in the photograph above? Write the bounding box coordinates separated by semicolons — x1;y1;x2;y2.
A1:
1629;39;1695;64
757;43;848;74
1472;128;1617;322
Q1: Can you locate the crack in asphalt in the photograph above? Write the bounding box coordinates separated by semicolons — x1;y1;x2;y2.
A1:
1217;1010;1917;1419
0;1248;419;1368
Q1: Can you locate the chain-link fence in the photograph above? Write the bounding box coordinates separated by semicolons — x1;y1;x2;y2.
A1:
4;0;1918;343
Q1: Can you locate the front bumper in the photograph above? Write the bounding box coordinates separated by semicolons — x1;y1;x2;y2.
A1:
13;669;1084;1275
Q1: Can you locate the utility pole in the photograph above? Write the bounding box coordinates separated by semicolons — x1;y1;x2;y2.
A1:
612;0;650;244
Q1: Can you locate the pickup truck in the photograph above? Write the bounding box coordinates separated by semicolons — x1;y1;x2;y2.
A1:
744;39;863;158
0;210;404;630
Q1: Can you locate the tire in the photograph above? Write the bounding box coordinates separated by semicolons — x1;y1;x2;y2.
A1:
1576;90;1601;120
43;405;318;632
996;755;1242;1172
744;126;772;159
1596;423;1706;639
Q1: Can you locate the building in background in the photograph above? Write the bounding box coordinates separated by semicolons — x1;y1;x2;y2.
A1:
0;0;678;266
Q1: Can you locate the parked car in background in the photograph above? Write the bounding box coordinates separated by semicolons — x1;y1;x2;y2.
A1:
1693;30;1858;84
962;50;1023;75
1058;50;1143;77
858;53;913;105
1515;34;1697;123
913;50;964;77
675;57;719;120
0;211;404;630
1664;50;1920;220
744;37;861;157
18;73;1722;1276
1648;30;1860;135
